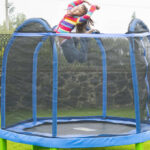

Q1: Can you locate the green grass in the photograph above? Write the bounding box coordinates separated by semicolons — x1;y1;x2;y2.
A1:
1;108;150;150
6;142;150;150
38;107;135;118
6;107;135;126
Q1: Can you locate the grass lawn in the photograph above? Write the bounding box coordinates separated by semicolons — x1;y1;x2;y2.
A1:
1;108;150;150
6;141;150;150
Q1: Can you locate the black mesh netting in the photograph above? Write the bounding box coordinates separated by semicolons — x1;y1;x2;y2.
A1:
17;19;51;33
5;36;53;127
4;34;150;136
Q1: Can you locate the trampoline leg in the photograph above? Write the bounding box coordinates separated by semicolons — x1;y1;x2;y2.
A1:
135;143;143;150
0;138;7;150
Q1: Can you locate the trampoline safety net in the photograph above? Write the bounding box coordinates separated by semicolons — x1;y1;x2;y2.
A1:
2;18;150;137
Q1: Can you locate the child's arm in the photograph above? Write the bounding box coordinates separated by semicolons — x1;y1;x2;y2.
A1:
77;5;98;24
68;0;84;9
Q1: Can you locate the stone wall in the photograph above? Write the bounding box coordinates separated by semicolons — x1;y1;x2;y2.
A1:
57;69;137;110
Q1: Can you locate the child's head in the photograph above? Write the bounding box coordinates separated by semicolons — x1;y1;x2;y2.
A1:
75;5;94;33
67;4;94;33
68;4;88;16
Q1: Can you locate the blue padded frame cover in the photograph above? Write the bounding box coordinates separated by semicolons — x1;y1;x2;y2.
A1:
0;128;150;148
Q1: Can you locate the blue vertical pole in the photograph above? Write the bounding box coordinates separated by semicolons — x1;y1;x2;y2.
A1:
95;38;107;118
1;36;16;128
129;38;141;133
52;38;58;137
32;36;48;124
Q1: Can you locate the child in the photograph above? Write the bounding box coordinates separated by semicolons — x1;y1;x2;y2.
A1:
54;0;100;63
54;0;100;34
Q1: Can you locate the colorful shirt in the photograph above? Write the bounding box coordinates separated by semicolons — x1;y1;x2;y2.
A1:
54;0;96;33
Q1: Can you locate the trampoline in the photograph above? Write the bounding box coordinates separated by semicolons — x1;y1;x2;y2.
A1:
1;18;150;150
